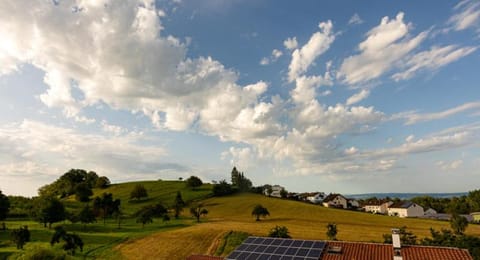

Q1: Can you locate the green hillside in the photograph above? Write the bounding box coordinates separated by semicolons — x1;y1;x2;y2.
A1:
64;180;213;215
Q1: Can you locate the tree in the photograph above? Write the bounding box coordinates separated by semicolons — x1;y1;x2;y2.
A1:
173;191;185;219
50;226;84;255
93;193;121;225
0;190;10;230
78;205;96;230
186;176;203;189
136;209;153;228
280;188;288;199
326;223;338;240
451;214;468;235
268;226;291;238
212;180;234;196
467;189;480;212
130;184;148;200
95;176;111;189
10;226;30;249
39;169;98;198
231;167;252;192
74;183;93;202
32;197;66;228
190;204;208;222
251;204;269;221
383;226;417;245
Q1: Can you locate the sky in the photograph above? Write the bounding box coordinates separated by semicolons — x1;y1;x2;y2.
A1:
0;0;480;197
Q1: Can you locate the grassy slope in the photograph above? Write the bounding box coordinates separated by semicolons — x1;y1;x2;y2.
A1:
64;180;212;215
117;193;480;259
1;180;213;259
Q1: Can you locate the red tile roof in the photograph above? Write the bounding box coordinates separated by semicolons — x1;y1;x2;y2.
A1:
186;255;224;260
322;241;473;260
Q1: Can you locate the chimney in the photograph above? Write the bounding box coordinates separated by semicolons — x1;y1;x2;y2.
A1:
392;228;402;260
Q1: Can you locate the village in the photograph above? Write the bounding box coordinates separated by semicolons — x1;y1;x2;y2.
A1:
263;185;480;222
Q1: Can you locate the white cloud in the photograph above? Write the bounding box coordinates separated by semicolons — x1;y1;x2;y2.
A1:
344;146;358;155
349;13;364;25
283;37;298;50
0;0;277;144
0;120;187;195
405;135;415;143
272;49;283;60
101;120;127;136
392;45;477;81
260;57;269;66
338;12;428;85
259;49;283;66
448;1;480;31
437;160;463;170
346;89;370;106
397;101;480;125
288;21;335;82
222;146;256;170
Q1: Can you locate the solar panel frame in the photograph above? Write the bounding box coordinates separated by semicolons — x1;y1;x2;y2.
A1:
225;236;327;260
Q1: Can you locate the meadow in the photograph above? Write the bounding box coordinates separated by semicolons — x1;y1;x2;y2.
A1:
2;182;480;259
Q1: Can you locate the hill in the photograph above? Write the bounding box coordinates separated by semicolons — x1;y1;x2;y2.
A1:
116;193;480;259
64;180;213;215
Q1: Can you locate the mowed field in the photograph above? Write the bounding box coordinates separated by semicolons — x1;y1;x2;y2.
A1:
116;193;480;259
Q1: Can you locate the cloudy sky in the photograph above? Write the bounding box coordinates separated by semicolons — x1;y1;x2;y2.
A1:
1;0;479;196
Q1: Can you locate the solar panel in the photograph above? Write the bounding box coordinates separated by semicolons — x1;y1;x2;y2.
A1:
225;236;327;260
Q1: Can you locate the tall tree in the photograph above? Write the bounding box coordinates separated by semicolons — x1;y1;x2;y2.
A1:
467;189;480;212
10;226;30;249
130;184;148;200
251;204;269;221
326;223;338;240
231;167;240;186
136;209;153;228
173;191;185;219
185;176;203;189
78;205;96;230
0;190;10;230
93;193;121;225
190;204;208;223
95;176;111;189
451;214;469;235
74;183;93;202
32;197;66;228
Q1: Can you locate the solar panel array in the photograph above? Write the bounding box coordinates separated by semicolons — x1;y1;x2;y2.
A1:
226;236;326;260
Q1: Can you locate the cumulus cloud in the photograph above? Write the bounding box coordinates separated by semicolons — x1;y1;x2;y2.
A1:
0;0;281;145
338;12;428;85
349;13;364;25
448;1;480;32
259;49;283;66
346;89;370;106
222;146;257;170
392;45;477;81
288;21;335;82
283;37;298;50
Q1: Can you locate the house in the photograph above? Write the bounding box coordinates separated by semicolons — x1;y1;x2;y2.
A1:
347;198;360;208
306;192;325;204
388;201;424;218
424;208;437;216
221;233;473;260
364;200;393;214
471;212;480;223
263;185;284;198
323;194;348;209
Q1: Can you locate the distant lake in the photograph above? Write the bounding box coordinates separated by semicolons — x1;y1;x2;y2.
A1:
346;192;468;200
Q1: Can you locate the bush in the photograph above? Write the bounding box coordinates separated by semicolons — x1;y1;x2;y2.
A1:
268;226;291;238
186;176;203;189
212;180;235;196
15;245;66;260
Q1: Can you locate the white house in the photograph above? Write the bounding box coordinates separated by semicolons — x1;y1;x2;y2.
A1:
264;185;284;198
322;194;348;209
306;192;325;204
388;201;424;218
364;201;393;214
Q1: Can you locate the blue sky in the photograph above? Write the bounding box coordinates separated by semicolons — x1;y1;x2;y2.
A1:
1;0;479;196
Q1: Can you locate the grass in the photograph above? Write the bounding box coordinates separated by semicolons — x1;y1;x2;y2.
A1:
1;180;213;259
116;193;480;259
214;231;250;256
